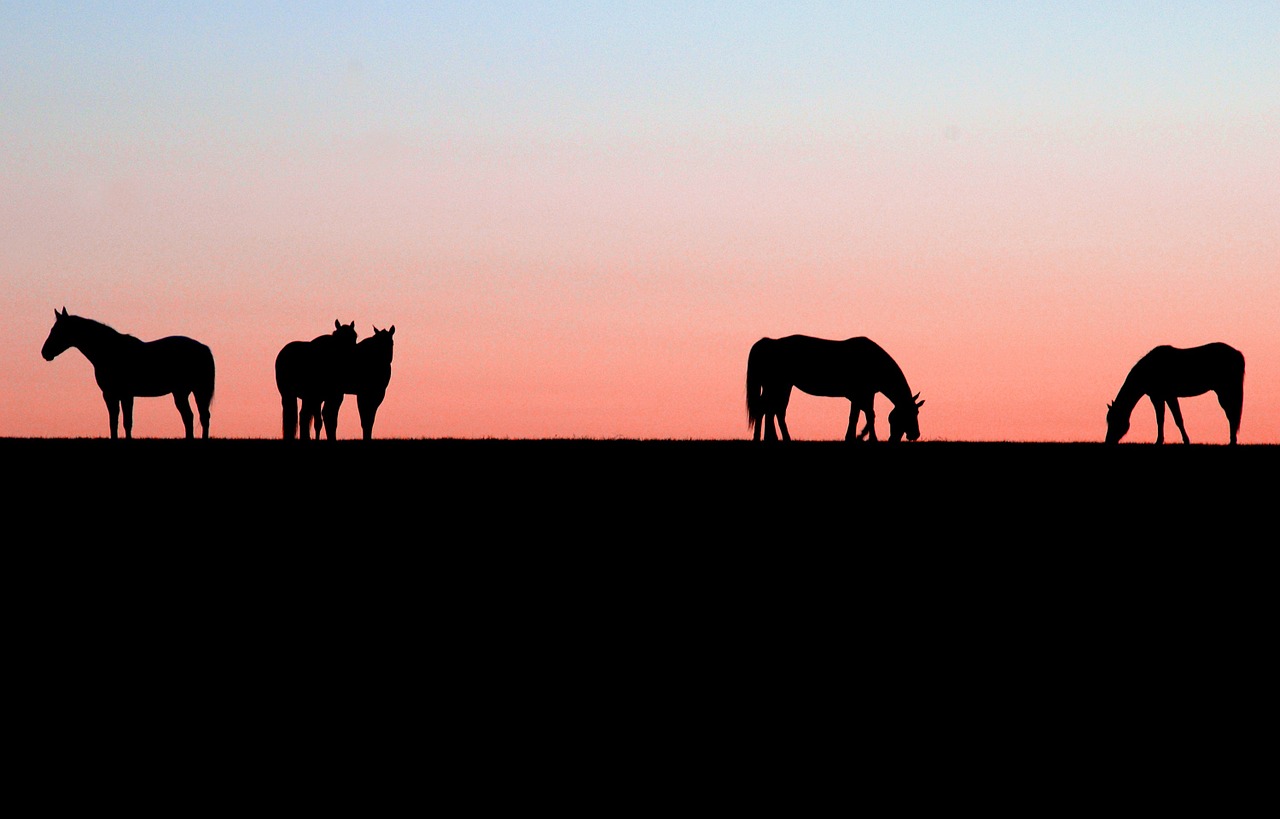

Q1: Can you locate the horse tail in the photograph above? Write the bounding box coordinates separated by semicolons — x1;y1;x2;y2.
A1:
206;345;216;402
745;338;767;435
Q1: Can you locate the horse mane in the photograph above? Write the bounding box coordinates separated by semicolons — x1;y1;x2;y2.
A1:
70;313;142;347
68;313;115;332
865;338;913;406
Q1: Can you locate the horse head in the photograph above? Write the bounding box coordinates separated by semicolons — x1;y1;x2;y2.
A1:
369;325;395;358
333;319;358;347
41;307;73;361
1104;401;1128;444
888;392;925;442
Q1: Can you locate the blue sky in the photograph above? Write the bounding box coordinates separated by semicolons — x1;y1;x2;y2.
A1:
3;2;1278;440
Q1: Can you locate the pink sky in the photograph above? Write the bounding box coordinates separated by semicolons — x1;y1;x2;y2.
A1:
3;3;1277;443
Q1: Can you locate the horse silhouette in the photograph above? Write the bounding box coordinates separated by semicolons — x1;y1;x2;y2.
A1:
40;307;215;439
314;325;395;440
275;320;357;440
1106;343;1245;445
746;335;924;442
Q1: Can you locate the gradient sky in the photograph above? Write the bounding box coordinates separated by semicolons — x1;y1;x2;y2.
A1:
3;1;1277;441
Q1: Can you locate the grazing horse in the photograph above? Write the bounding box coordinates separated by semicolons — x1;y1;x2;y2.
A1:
275;320;358;440
316;325;395;441
1105;342;1245;445
40;307;215;439
746;335;924;442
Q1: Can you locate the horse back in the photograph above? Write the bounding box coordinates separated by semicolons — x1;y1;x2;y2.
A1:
758;335;890;396
1139;343;1244;396
96;335;212;397
276;336;352;398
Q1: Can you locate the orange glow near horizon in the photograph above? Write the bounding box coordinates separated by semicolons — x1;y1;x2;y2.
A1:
3;5;1277;444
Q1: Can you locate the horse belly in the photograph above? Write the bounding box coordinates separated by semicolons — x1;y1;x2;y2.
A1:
1164;378;1214;398
793;375;857;399
125;376;184;397
94;369;168;399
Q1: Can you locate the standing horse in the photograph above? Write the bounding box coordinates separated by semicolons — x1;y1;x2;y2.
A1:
746;335;924;442
40;307;215;439
275;320;357;440
1105;343;1245;445
317;325;395;440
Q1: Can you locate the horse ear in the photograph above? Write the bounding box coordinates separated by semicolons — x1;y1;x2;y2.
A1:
389;325;395;335
916;399;925;409
912;392;920;401
334;319;341;330
59;306;67;317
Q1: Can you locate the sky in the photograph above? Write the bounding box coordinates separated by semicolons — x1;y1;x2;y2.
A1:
2;1;1277;442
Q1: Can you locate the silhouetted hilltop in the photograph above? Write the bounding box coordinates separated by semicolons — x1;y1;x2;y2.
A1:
9;437;1271;538
9;436;1268;752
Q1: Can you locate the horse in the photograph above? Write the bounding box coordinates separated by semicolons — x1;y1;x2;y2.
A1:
274;320;358;440
315;325;395;441
1105;343;1245;445
40;307;216;439
746;335;924;442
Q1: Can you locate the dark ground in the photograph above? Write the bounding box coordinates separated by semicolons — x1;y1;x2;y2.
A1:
9;435;1272;528
9;435;1271;601
7;437;1271;787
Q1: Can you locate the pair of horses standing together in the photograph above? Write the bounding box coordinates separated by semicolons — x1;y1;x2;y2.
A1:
40;308;394;440
745;335;1245;445
275;320;396;441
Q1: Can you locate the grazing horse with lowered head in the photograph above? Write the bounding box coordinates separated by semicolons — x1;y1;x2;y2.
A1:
1106;342;1245;445
315;325;395;441
746;335;924;442
275;320;357;440
40;307;215;439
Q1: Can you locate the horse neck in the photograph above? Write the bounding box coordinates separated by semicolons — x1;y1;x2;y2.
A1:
67;319;123;366
360;339;392;365
1113;373;1146;414
877;355;914;408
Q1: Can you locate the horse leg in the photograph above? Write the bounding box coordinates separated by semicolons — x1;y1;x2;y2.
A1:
311;400;325;440
358;392;382;440
281;396;298;440
858;397;877;441
777;409;791;441
121;395;134;440
1167;397;1190;444
758;386;781;441
845;402;861;441
773;386;792;441
1150;396;1166;444
323;395;344;440
105;395;120;440
299;399;318;440
1217;387;1242;445
173;391;195;439
195;390;212;440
